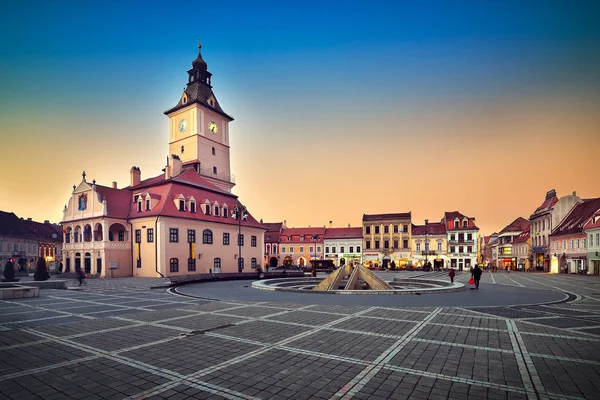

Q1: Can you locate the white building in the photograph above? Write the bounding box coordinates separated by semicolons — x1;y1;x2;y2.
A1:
323;227;363;267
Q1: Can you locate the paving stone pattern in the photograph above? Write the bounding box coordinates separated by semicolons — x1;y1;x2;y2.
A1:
0;273;599;399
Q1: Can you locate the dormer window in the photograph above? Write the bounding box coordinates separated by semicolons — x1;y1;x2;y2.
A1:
454;219;459;228
205;203;210;215
190;201;196;213
137;201;142;212
134;195;139;203
179;200;185;212
223;207;228;218
300;236;304;241
462;218;468;228
214;204;220;216
146;199;150;211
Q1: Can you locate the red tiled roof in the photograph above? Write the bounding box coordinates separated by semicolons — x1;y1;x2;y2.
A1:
0;211;62;242
532;196;559;215
411;222;446;236
263;222;283;233
499;217;530;235
552;198;600;237
484;236;491;244
363;212;411;221
130;180;264;229
512;230;530;244
281;227;325;236
263;222;283;243
324;227;362;239
584;210;600;230
94;184;133;219
444;211;479;231
127;169;230;196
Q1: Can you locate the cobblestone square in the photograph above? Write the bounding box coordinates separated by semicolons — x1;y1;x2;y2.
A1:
1;272;600;399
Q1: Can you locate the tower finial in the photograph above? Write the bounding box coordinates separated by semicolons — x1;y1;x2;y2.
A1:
82;170;86;181
198;37;202;51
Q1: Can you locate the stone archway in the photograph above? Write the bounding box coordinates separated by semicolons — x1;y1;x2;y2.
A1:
269;257;278;269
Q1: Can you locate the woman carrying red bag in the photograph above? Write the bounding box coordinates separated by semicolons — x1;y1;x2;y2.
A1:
471;265;482;289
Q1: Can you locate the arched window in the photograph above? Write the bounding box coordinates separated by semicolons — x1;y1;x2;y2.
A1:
203;229;213;244
251;258;257;269
169;258;179;272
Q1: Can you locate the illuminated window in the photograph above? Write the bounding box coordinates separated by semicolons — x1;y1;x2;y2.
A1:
502;248;511;255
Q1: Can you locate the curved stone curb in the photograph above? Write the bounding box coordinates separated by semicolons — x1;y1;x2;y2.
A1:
251;278;465;295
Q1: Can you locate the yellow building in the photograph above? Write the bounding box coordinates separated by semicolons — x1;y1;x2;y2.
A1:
362;213;411;269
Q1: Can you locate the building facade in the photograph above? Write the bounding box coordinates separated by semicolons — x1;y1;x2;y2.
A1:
584;210;600;276
443;212;479;271
495;217;530;271
61;45;264;278
529;190;558;271
0;211;62;272
279;228;324;267
323;227;363;267
511;229;531;270
410;220;447;269
550;198;600;274
362;213;411;269
263;221;283;269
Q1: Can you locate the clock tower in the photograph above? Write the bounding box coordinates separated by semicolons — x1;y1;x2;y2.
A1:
165;43;235;192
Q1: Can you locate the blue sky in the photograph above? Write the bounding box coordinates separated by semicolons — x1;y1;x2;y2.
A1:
1;0;599;232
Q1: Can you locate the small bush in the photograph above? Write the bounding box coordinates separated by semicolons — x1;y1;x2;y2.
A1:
3;260;15;281
34;258;50;281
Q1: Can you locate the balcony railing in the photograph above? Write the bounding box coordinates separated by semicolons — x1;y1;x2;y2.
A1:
421;250;437;256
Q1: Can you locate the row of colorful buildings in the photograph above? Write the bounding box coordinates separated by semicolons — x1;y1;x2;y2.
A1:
0;211;62;272
481;189;600;275
263;211;480;271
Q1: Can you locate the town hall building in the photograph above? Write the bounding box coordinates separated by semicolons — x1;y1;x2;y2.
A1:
61;44;265;278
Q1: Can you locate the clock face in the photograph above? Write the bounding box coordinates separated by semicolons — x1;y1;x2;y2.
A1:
178;119;187;133
208;121;218;134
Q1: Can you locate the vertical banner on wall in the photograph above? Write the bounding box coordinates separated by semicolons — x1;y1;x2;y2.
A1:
190;242;195;259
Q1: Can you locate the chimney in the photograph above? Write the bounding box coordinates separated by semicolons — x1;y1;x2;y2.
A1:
27;218;32;221
425;219;428;225
348;223;350;228
329;220;332;228
283;219;287;227
165;154;182;179
573;191;576;196
130;166;141;186
112;181;118;189
44;220;49;224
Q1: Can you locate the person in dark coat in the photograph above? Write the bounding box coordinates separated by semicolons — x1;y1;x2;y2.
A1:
472;265;483;289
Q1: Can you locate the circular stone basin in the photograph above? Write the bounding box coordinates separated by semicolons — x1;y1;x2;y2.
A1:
252;277;464;295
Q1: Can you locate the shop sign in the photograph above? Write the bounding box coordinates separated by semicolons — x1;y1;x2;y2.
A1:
342;254;361;258
363;253;378;257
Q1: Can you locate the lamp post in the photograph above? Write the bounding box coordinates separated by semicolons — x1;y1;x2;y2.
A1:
233;204;247;273
424;230;429;271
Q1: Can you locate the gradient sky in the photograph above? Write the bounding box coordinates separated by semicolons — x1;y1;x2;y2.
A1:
1;0;599;235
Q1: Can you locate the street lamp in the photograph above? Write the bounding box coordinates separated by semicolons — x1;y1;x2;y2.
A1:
233;204;248;273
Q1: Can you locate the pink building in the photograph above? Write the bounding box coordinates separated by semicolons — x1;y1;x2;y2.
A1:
550;198;600;274
61;45;265;278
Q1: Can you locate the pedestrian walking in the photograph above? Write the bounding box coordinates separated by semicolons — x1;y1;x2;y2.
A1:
448;267;456;283
472;264;482;289
77;267;86;286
